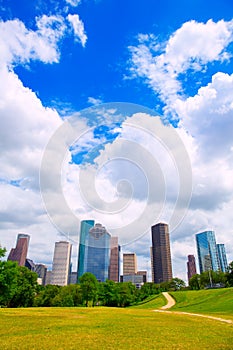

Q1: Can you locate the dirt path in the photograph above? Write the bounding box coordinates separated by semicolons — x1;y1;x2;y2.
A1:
155;292;233;324
160;292;176;309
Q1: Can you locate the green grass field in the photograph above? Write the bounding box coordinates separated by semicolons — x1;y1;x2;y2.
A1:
0;289;232;349
170;288;233;319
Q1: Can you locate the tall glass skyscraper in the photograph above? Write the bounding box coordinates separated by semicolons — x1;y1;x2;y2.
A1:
77;220;95;281
77;221;111;282
196;231;220;273
217;244;228;273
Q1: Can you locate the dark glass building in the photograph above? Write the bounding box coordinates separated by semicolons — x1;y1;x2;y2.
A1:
151;223;173;283
217;244;228;273
187;254;197;282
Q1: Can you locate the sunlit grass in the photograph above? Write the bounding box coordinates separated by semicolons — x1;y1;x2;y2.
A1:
170;287;233;319
0;305;232;349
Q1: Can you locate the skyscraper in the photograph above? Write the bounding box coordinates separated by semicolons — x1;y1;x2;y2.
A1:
77;221;111;282
196;231;220;273
109;237;120;282
151;223;173;284
123;253;137;275
77;220;95;281
7;233;30;266
217;244;228;273
187;255;197;281
51;241;72;286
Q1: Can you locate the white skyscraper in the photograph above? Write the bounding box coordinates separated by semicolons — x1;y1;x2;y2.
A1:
51;241;72;286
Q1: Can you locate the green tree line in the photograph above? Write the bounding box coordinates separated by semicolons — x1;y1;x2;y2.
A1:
189;263;233;290
1;246;233;308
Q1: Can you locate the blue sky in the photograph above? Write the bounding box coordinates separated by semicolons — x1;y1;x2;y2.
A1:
1;0;233;281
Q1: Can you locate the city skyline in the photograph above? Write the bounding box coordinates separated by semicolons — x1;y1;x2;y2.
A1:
5;223;231;284
1;1;233;283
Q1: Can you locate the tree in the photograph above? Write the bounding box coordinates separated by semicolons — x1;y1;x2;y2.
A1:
117;282;136;307
0;260;19;307
79;273;98;307
168;278;186;291
226;261;233;286
9;266;38;307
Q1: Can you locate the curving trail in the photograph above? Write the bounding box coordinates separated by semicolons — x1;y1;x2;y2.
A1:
160;292;176;309
154;292;233;324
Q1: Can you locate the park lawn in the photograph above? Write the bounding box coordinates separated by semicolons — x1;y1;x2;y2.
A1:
170;288;233;319
129;293;166;309
0;306;232;350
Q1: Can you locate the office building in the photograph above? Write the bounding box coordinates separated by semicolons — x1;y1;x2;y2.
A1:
150;247;154;283
7;233;30;266
196;231;220;273
121;274;144;289
217;244;228;273
77;221;111;282
187;255;197;281
45;270;52;285
123;253;137;275
51;241;72;286
35;264;47;286
151;223;173;283
25;258;36;271
137;270;147;283
77;220;95;281
109;237;120;282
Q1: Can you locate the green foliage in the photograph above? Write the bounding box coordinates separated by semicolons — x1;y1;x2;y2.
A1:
9;266;38;307
0;246;6;259
189;270;227;289
0;258;38;307
0;260;19;307
79;272;98;307
226;261;233;286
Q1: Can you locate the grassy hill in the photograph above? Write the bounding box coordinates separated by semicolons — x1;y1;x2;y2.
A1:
170;288;233;317
0;289;233;349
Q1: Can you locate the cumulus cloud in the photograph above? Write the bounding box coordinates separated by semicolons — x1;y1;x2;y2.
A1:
0;13;88;67
67;14;87;47
129;19;233;112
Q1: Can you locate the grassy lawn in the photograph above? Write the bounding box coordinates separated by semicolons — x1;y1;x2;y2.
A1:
0;305;232;349
170;288;233;319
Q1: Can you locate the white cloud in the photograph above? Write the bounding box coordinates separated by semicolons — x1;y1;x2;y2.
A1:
0;15;66;66
66;0;82;6
67;14;87;47
129;19;233;110
88;96;103;105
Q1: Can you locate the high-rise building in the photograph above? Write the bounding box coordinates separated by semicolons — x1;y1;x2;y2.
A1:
77;221;111;282
35;264;47;286
151;223;173;283
187;255;197;281
7;233;30;266
51;241;72;286
123;253;137;275
109;237;120;282
196;231;220;273
217;244;228;273
150;247;154;283
77;220;95;281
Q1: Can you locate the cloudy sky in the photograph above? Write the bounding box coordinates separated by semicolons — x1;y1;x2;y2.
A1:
1;0;233;282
